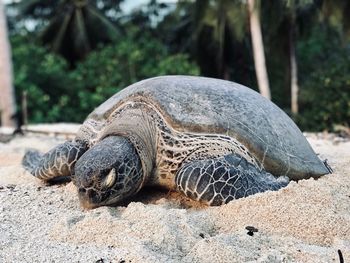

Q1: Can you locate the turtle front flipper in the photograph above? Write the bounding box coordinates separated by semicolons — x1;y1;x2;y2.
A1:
175;154;289;206
22;140;88;182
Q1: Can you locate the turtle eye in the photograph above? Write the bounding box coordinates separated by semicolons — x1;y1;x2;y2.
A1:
103;169;117;188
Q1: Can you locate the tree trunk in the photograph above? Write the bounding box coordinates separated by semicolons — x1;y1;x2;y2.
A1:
290;14;299;114
217;1;228;80
0;2;16;127
247;0;271;100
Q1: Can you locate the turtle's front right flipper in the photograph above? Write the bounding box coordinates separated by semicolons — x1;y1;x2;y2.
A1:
22;140;88;182
175;154;289;206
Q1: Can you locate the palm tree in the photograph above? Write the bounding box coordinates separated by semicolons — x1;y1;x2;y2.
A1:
159;0;253;81
13;0;122;63
158;0;271;96
288;1;299;114
264;0;321;113
247;0;270;99
0;2;16;127
193;0;247;79
277;0;301;114
284;0;317;114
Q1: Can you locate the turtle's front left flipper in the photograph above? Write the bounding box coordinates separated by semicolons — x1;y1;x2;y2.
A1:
22;140;88;182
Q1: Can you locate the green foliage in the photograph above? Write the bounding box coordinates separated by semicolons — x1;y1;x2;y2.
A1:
296;27;350;131
72;31;199;119
11;35;79;123
11;33;199;123
8;0;350;131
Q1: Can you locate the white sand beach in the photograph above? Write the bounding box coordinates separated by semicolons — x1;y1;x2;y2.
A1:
0;127;349;262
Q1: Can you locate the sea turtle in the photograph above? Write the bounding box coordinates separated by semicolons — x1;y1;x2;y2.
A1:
22;76;330;208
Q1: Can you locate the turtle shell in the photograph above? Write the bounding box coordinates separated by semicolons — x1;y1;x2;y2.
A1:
80;75;328;180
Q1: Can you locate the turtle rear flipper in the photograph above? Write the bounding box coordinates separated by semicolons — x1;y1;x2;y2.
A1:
175;154;289;206
22;141;88;182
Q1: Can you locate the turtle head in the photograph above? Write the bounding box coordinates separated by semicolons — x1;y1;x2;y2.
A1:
72;136;143;209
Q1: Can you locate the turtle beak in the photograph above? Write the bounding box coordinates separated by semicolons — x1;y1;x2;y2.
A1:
77;188;101;209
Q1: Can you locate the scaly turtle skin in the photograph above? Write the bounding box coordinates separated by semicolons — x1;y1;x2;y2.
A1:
22;76;330;208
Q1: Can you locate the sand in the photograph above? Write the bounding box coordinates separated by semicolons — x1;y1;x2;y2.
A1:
0;127;349;262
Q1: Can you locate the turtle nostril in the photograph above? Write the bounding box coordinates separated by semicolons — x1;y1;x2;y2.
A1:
86;189;96;198
78;188;86;193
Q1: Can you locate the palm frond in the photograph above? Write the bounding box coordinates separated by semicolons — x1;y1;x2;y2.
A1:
72;7;91;55
85;4;119;41
52;10;72;52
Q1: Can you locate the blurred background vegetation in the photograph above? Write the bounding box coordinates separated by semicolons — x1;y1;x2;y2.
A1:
1;0;350;131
